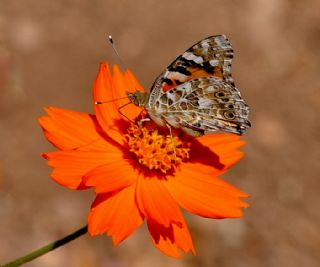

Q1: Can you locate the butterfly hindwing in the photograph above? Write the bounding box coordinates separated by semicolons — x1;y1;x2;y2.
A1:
149;77;250;136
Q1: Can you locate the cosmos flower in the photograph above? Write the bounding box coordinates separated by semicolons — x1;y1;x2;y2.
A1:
39;63;249;258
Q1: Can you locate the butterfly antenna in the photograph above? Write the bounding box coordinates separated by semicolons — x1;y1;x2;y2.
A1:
108;35;127;70
95;96;128;105
95;98;134;122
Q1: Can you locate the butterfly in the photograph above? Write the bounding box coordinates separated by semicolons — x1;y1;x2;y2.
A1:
127;35;251;136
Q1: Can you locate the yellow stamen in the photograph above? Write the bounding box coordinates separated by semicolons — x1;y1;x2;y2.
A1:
126;122;190;173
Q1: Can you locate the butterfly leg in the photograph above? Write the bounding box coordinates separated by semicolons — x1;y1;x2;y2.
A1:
118;102;135;122
166;123;177;162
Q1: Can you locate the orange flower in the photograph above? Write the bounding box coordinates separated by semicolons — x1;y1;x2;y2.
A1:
39;63;249;258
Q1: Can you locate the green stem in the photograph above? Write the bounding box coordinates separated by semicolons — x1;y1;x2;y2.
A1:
1;225;88;267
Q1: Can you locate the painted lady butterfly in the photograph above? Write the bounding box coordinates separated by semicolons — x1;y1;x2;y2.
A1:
127;35;251;136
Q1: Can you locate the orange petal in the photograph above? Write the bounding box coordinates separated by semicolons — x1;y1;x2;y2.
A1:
190;134;245;172
39;107;117;151
43;150;122;190
165;163;249;219
112;66;142;121
83;159;138;193
93;63;144;145
88;185;144;245
147;217;195;258
93;63;127;145
135;172;184;228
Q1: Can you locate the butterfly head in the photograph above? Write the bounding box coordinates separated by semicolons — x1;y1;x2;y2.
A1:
127;91;148;108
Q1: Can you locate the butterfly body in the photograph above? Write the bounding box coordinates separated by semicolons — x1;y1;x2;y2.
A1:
127;35;251;136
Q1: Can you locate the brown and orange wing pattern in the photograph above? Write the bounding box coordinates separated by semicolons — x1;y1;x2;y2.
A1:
149;35;234;100
143;35;250;136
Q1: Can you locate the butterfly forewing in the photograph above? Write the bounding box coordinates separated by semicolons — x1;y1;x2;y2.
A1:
149;35;234;101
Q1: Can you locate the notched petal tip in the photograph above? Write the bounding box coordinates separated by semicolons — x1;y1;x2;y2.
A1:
164;163;250;220
87;187;144;244
147;219;195;258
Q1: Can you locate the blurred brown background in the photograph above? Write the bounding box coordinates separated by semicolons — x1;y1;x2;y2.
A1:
0;0;319;266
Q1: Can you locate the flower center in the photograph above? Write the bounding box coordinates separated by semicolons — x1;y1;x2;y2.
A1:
126;122;190;173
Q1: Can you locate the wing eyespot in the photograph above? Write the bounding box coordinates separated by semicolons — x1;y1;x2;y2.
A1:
215;91;226;98
224;111;235;119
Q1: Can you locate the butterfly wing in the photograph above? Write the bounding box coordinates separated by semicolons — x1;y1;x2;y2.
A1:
148;35;234;106
145;35;250;136
149;77;250;136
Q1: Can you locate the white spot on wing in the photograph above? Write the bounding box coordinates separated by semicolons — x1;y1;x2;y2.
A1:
206;86;214;92
194;56;203;64
167;71;187;80
201;42;210;48
167;92;176;102
183;83;192;93
183;52;204;64
209;59;219;66
198;97;213;108
215;35;230;49
183;52;197;60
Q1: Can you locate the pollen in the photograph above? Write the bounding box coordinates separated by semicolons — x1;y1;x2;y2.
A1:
126;122;190;173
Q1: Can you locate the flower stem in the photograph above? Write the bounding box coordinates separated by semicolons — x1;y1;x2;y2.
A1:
1;225;88;267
